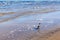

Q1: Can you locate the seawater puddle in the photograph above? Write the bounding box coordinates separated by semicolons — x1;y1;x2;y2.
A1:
0;11;60;40
0;11;60;32
14;11;60;31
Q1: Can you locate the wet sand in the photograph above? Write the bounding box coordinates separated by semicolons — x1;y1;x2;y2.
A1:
0;6;60;40
0;25;60;40
0;6;60;23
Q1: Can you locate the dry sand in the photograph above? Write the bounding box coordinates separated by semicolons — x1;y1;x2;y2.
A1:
29;28;60;40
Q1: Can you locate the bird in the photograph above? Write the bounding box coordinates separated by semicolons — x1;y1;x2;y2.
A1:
34;23;41;30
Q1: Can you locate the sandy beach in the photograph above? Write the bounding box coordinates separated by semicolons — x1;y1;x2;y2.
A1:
0;10;60;40
0;1;60;40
